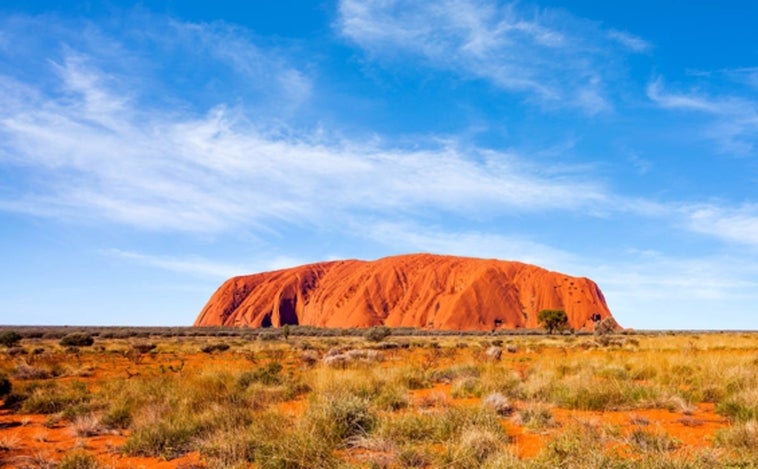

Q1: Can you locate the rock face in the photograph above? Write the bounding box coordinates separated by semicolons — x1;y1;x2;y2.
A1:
194;253;615;331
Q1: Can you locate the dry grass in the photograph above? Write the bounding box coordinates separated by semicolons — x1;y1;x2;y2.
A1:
0;332;757;467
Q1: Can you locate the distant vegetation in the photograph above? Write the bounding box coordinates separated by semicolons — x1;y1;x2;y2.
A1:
0;324;606;341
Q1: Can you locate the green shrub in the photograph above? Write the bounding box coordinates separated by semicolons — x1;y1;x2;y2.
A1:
248;413;338;469
549;379;658;411
627;428;680;452
123;418;203;459
451;377;483;398
0;330;22;348
59;451;100;469
238;362;283;387
374;386;409;411
18;381;91;415
717;398;758;423
400;368;431;390
516;405;557;430
102;404;133;429
60;333;94;347
303;393;376;444
539;423;613;467
379;407;503;444
364;326;391;343
440;428;507;468
715;420;758;451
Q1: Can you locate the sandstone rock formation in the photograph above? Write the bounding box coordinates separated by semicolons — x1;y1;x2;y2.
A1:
194;253;615;331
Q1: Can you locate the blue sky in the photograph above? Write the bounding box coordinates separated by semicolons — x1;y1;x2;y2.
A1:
1;1;757;329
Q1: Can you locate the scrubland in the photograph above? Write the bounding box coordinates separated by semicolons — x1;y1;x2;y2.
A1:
0;328;757;468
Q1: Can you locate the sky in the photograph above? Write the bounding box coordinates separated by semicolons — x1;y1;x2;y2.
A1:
1;1;757;329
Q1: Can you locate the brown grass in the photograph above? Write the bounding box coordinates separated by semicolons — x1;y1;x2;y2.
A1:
0;331;756;467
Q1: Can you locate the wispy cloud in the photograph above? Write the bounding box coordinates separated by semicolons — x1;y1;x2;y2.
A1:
105;249;248;278
685;204;758;248
607;29;651;52
360;221;580;273
593;251;758;329
104;248;308;278
0;37;611;233
354;221;758;328
647;78;758;154
338;0;646;114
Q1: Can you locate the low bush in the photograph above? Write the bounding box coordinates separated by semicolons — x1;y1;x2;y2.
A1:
132;343;157;354
627;428;680;453
102;404;133;429
451;377;483;398
717;397;758;423
244;410;337;469
200;343;230;354
14;364;53;380
7;347;26;356
378;407;503;445
123;417;204;460
238;362;283;387
440;427;508;468
303;393;376;444
373;386;409;411
60;333;94;347
59;450;100;469
15;381;91;415
515;404;557;430
715;419;758;452
0;330;22;348
364;326;391;343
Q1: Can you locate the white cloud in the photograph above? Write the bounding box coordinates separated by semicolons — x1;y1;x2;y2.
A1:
360;221;580;273
355;221;758;329
592;251;758;329
166;20;313;109
104;248;308;278
647;79;724;113
685;204;758;248
337;0;645;114
105;249;248;278
647;78;758;154
0;48;611;233
607;29;651;52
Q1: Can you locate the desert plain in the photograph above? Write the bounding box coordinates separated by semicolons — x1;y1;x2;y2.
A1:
1;327;757;468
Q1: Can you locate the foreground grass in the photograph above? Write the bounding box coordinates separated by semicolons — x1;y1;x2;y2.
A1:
0;332;757;467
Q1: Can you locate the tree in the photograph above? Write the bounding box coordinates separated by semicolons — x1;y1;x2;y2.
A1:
538;309;568;334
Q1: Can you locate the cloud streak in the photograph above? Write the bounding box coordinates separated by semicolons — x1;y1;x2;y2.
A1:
647;78;758;155
685;204;758;248
0;37;611;234
104;248;309;278
338;0;646;114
